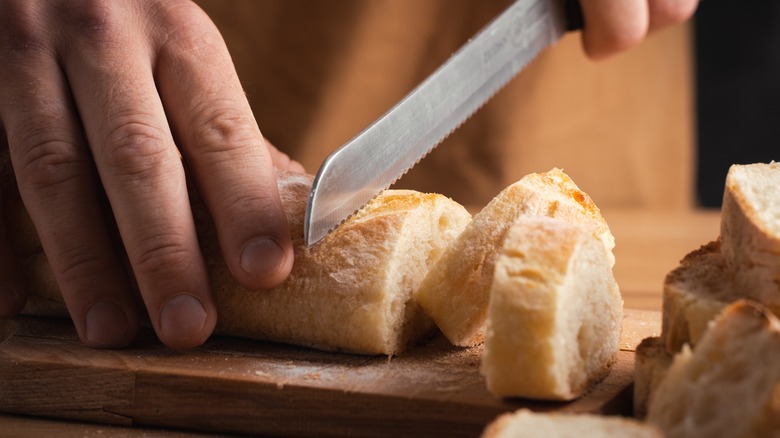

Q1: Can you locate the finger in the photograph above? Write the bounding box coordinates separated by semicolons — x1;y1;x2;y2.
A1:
0;3;139;346
153;3;294;290
579;0;649;60
648;0;699;31
57;3;215;348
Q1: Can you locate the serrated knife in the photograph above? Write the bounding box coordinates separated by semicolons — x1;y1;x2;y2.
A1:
304;0;583;246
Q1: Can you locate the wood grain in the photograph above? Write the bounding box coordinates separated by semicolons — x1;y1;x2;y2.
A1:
0;209;713;436
0;310;659;437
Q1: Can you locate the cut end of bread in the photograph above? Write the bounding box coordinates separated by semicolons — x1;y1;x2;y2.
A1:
661;240;735;353
724;161;780;238
721;162;780;302
416;168;615;347
648;299;780;438
168;172;472;355
481;215;622;401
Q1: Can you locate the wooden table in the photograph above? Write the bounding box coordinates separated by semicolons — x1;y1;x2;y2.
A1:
0;208;722;437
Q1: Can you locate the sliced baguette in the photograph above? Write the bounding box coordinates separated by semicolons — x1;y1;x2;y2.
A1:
415;168;615;347
482;409;662;438
720;162;780;306
647;300;780;438
480;215;622;400
661;240;736;353
633;337;672;419
12;171;472;355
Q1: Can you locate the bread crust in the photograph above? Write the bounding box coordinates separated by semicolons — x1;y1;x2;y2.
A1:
482;409;663;438
720;162;780;304
633;337;672;419
189;172;474;354
415;168;614;347
10;170;472;355
662;163;780;354
661;241;734;353
648;300;780;438
480;215;622;400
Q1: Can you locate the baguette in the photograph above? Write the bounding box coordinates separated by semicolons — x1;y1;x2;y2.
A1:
482;409;662;438
661;240;735;353
720;162;780;309
204;173;472;354
9;171;473;355
480;215;622;400
662;163;780;354
415;168;615;347
647;300;780;438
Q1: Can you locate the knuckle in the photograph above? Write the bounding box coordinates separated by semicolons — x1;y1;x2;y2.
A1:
13;128;83;191
102;120;173;177
56;247;115;286
130;233;194;280
155;2;220;54
222;191;274;219
190;105;259;156
59;0;123;49
0;2;50;57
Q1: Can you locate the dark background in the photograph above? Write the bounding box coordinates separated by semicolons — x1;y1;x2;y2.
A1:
695;0;780;207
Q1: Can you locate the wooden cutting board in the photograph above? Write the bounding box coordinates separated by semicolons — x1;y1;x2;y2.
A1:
0;309;660;437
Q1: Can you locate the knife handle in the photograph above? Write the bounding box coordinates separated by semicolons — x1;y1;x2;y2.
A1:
564;0;584;31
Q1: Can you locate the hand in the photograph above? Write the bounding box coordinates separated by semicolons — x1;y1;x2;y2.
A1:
579;0;699;59
0;0;302;349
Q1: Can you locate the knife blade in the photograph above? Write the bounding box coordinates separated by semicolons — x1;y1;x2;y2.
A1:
304;0;583;246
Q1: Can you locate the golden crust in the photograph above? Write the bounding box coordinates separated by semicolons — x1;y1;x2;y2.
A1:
199;171;472;354
633;336;672;419
416;168;615;347
481;215;622;400
661;241;734;353
720;162;780;304
481;409;663;438
648;300;780;437
12;168;471;355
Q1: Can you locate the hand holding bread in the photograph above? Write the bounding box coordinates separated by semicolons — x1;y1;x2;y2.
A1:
6;163;633;432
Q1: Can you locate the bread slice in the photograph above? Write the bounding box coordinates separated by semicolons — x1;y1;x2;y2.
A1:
647;300;780;438
720;162;780;308
661;240;736;353
415;168;615;347
13;171;472;355
482;409;662;438
633;337;672;419
480;215;622;400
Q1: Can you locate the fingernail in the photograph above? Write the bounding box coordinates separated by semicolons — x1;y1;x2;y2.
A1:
240;237;284;279
160;294;207;342
0;285;19;317
85;301;129;346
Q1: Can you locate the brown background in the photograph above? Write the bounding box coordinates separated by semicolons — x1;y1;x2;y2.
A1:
197;0;695;210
